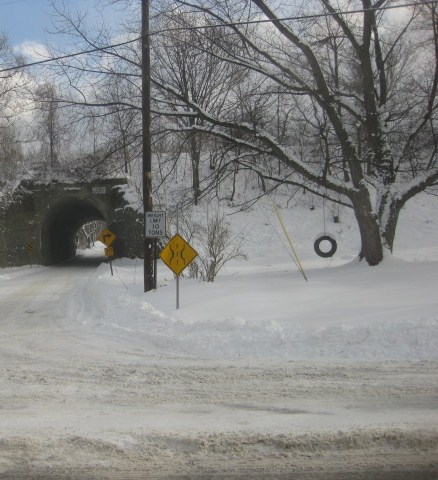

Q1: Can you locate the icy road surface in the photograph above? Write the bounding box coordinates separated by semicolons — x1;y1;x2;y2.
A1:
0;257;437;479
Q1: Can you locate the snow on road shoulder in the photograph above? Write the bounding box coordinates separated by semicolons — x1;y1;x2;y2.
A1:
2;427;437;479
63;252;438;361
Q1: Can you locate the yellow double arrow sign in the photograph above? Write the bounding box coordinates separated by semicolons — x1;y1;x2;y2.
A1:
160;234;197;276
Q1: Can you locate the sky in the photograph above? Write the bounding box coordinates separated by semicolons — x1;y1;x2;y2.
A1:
0;0;413;62
0;0;66;46
0;0;131;55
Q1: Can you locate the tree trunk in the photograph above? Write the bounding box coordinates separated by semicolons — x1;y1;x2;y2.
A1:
230;163;238;201
351;190;384;265
379;194;403;252
382;208;400;252
190;134;201;205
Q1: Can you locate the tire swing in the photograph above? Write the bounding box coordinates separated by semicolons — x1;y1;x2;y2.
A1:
314;233;337;258
313;194;337;258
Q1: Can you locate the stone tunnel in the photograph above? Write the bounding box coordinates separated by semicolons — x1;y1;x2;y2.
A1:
0;178;143;268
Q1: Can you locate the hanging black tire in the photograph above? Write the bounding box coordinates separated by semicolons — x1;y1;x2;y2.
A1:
314;235;337;258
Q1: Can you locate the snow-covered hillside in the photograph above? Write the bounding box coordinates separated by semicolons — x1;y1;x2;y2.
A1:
68;191;438;361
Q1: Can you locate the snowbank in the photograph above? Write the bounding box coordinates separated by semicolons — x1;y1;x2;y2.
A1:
65;193;438;362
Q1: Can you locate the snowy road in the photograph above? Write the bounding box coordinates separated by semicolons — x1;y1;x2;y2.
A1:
0;258;437;479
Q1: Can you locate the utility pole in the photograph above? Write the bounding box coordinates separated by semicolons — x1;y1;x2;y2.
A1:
142;0;155;292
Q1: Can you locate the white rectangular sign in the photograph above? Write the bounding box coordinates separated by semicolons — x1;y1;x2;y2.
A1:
92;186;106;195
145;211;166;238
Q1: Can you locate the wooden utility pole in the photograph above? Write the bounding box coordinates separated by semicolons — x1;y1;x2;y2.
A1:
142;0;155;292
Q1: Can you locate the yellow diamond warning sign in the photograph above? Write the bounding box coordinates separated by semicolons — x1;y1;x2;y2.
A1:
160;234;198;276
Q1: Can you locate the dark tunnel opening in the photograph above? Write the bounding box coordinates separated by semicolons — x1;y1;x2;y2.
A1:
41;198;106;265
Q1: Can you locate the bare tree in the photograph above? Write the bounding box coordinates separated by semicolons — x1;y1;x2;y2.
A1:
153;10;245;204
46;1;247;202
0;122;24;185
34;82;62;167
41;0;143;179
42;0;438;266
0;33;27;186
159;0;438;265
179;207;247;282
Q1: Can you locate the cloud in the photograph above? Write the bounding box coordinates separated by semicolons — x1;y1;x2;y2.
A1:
14;41;50;62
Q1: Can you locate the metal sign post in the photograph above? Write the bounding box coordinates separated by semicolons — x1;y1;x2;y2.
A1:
26;242;33;268
176;205;179;309
176;276;180;310
98;228;117;277
105;246;114;276
145;211;167;291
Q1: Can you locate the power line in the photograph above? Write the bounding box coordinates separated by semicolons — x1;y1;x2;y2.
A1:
0;36;141;73
152;0;438;35
0;0;27;6
0;0;436;74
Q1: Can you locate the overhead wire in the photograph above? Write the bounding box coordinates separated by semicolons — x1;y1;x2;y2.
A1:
151;0;438;35
0;37;142;73
0;0;27;6
0;0;436;74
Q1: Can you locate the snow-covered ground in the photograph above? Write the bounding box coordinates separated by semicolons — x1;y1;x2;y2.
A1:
1;193;438;478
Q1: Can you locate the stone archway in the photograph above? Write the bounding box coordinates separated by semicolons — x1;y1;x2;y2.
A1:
0;179;142;268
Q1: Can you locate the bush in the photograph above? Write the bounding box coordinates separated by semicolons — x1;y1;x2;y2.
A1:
180;209;247;282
